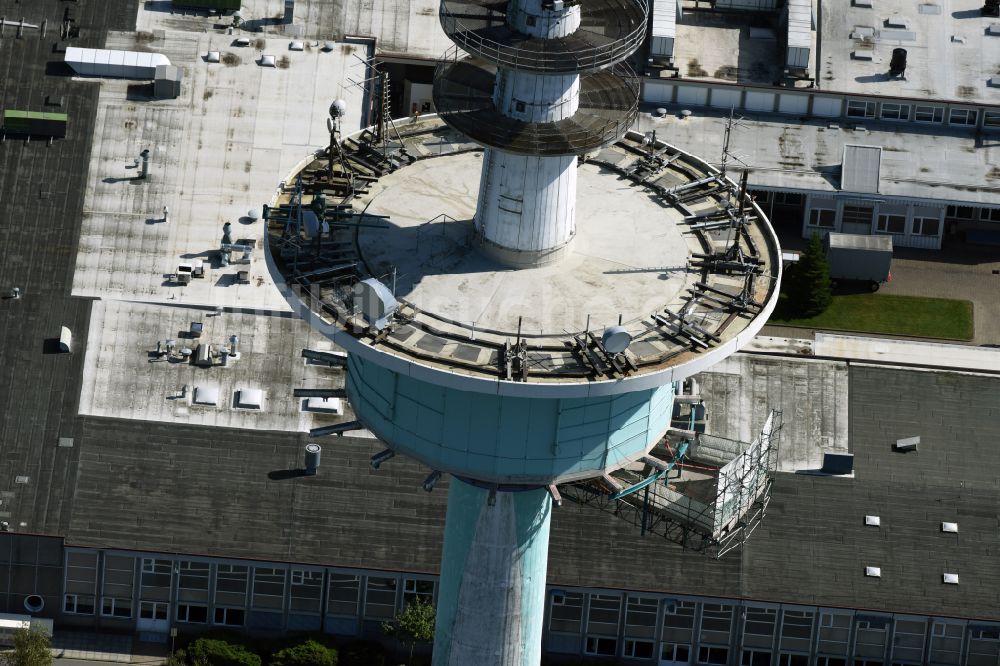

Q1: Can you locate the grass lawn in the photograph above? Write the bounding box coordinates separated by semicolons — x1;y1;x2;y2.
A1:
770;293;975;340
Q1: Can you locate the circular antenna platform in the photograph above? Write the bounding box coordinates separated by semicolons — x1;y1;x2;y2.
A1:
601;325;632;354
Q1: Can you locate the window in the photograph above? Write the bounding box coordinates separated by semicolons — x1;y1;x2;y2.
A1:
912;217;940;236
140;601;168;620
140;558;172;589
364;576;398;619
327;574;360;617
624;639;654;659
880;103;909;120
178;561;210;591
700;603;734;637
66;551;98;600
585;636;618;656
252;567;286;609
101;597;132;618
698;646;729;665
809;208;836;228
775;192;804;206
985;111;1000;128
661;643;691;663
625;596;659;632
742;649;772;666
781;610;814;640
949;108;978;126
847;100;876;118
778;654;809;666
663;600;696;630
980;208;1000;222
914;105;943;123
290;569;323;613
176;603;208;623
947;205;974;219
816;658;846;666
403;578;434;605
216;564;249;595
63;594;95;615
876;214;905;234
214;607;245;626
588;594;623;633
842;205;874;224
744;607;777;637
818;612;852;656
549;591;584;633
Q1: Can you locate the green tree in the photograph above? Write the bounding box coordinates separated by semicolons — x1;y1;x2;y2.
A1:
270;640;337;666
787;233;833;317
0;628;53;666
381;597;435;666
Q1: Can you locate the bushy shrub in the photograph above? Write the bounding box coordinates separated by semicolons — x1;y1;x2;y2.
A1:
185;638;261;666
340;640;385;666
270;640;337;666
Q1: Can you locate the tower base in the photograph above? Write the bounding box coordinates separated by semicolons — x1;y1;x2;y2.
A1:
434;479;552;666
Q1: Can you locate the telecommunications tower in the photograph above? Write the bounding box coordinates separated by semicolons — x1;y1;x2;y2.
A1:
265;1;782;663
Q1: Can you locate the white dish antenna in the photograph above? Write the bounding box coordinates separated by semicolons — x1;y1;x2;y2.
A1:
601;325;632;354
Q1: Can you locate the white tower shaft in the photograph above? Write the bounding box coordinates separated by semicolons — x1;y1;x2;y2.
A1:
474;1;582;267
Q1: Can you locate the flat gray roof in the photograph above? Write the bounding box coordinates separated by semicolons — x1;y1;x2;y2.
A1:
662;0;1000;106
635;108;1000;206
820;0;1000;105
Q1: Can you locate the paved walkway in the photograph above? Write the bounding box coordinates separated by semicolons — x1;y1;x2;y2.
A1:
746;334;1000;374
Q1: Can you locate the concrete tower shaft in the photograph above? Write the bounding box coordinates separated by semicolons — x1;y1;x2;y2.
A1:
435;0;646;266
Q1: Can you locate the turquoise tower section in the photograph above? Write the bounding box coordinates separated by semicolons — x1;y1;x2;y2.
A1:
346;353;676;485
434;481;552;666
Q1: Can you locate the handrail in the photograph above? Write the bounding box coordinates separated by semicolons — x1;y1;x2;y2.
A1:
439;0;648;73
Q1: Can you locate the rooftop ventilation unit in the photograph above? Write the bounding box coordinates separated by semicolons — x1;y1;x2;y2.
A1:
821;452;854;475
889;48;907;77
236;388;263;409
304;397;342;413
943;573;959;584
865;566;881;577
193;386;220;406
865;515;881;526
304;443;321;475
941;521;958;533
894;436;919;452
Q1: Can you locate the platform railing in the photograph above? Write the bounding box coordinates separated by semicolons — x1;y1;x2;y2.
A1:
439;0;648;73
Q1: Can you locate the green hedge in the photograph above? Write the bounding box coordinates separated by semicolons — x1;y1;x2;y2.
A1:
185;638;261;666
271;640;338;666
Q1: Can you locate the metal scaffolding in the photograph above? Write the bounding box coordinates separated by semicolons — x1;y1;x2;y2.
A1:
561;410;782;558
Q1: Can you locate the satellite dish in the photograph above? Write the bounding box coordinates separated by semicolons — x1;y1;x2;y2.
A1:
329;99;348;119
601;325;632;354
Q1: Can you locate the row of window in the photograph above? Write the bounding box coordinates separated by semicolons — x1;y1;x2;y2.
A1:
948;205;1000;222
807;209;940;236
65;555;435;623
845;100;999;127
551;592;1000;664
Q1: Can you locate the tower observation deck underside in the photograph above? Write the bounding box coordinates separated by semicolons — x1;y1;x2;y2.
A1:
434;55;639;155
265;118;782;398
